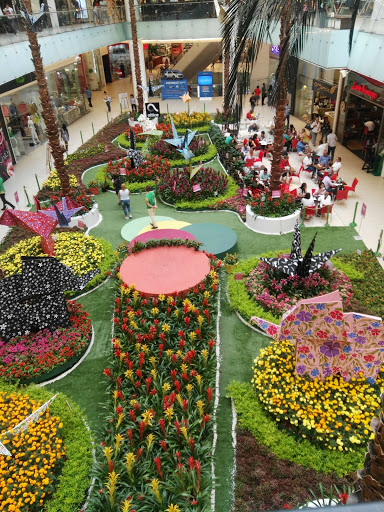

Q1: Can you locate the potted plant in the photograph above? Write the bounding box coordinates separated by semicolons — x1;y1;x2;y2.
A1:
224;252;238;274
88;179;99;195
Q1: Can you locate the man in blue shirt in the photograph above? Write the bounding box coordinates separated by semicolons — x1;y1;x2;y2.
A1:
297;139;306;153
85;87;92;108
316;150;331;181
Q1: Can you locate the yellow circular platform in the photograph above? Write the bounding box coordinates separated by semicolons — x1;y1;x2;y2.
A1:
138;220;191;235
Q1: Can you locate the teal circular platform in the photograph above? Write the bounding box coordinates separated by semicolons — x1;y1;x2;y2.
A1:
182;223;237;258
121;216;175;241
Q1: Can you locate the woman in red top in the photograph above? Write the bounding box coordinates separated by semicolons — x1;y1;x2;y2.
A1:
254;86;261;105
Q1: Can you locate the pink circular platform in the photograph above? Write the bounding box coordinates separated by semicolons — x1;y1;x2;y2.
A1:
120;245;211;297
129;228;196;247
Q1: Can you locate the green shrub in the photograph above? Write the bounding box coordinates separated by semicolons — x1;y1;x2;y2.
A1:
333;258;364;281
227;381;364;476
115;133;145;149
172;175;238;210
0;382;93;512
227;255;283;324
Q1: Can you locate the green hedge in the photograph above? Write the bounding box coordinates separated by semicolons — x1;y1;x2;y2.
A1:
168;143;217;168
227;255;284;324
115;133;145;149
0;382;93;512
94;165;154;194
227;381;364;477
168;174;238;210
333;258;364;281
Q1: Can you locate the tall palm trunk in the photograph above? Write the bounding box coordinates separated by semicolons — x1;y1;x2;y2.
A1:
129;0;143;112
270;10;290;192
22;4;71;197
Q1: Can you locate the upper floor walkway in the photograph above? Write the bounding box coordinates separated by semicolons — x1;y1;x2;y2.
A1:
0;0;384;86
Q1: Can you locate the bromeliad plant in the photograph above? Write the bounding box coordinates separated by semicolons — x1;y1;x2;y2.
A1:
90;242;221;511
105;155;171;185
249;192;299;218
42;170;78;191
158;166;228;203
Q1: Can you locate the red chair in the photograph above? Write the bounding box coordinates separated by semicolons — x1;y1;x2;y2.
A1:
319;204;333;216
291;165;303;182
302;206;316;219
291;139;298;151
245;158;255;168
344;178;358;195
289;188;297;198
335;189;349;201
255;150;264;162
311;188;316;196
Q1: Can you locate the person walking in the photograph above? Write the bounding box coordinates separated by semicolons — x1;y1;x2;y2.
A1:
311;116;320;146
261;83;267;105
103;91;111;112
249;93;257;113
118;183;132;220
145;185;158;229
254;85;261;106
61;124;69;152
130;94;137;112
85;87;93;107
284;101;290;129
327;130;338;161
0;176;15;210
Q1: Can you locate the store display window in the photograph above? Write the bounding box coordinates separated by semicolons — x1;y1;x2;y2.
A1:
0;61;86;161
108;43;131;81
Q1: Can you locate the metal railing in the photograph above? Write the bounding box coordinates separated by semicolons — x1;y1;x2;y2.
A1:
136;1;217;22
0;6;126;39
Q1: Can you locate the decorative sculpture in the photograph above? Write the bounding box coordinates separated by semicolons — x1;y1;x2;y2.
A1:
39;196;84;227
126;129;144;169
0;256;99;342
165;114;197;164
138;81;163;97
261;221;341;277
251;290;384;383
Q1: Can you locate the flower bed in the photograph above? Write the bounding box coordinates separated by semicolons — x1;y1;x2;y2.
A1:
0;301;91;383
90;241;221;511
0;232;114;292
245;260;353;317
213;188;247;221
66;142;105;163
158;166;228;203
0;383;93;512
150;135;209;160
104;154;171;185
42;170;79;191
249;193;299;218
46;189;95;211
252;339;382;452
164;111;212;128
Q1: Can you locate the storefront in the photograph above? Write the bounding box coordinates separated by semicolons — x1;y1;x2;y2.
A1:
0;59;87;161
294;61;339;125
337;71;384;159
108;43;131;81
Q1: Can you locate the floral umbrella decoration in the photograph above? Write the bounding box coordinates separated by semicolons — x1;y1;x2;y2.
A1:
251;290;384;383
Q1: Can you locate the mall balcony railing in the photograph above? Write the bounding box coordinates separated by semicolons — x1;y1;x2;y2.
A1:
0;6;126;45
135;1;217;22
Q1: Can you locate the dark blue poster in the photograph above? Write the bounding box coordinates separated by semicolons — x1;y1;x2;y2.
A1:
161;79;188;100
198;71;213;98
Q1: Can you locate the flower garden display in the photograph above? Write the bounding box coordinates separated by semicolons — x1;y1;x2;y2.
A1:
66;142;105;163
151;135;208;161
224;252;238;273
42;170;78;191
0;301;91;383
246;261;353;317
213;188;247;221
0;384;93;512
90;240;221;511
213;108;237;125
249;193;299;218
165;111;212;128
88;179;99;195
252;338;382;452
158;166;228;204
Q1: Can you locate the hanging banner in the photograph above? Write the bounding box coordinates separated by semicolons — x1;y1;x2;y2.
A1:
312;79;338;100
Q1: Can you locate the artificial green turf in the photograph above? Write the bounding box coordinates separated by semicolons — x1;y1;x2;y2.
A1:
43;182;368;511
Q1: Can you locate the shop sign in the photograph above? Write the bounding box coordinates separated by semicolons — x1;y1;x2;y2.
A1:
312;79;337;99
161;79;188;100
351;82;379;101
0;128;13;182
145;102;160;119
271;45;280;55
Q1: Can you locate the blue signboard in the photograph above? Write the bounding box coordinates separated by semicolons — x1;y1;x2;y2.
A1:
198;71;213;98
161;78;188;100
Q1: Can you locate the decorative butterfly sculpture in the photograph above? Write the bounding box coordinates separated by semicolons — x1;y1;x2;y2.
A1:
19;0;45;30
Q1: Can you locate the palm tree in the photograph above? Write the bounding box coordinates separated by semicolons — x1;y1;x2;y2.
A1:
128;0;144;113
222;0;360;191
20;0;71;197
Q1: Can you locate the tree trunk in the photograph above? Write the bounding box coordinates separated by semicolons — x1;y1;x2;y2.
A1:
270;11;290;192
23;19;71;197
223;46;230;110
129;0;143;113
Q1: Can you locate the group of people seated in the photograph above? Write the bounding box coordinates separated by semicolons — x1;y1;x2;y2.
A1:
297;182;334;217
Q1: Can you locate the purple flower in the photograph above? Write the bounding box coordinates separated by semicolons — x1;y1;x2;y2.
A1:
355;336;367;345
323;367;333;377
296;311;312;322
296;364;306;375
324;316;333;324
320;341;341;357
